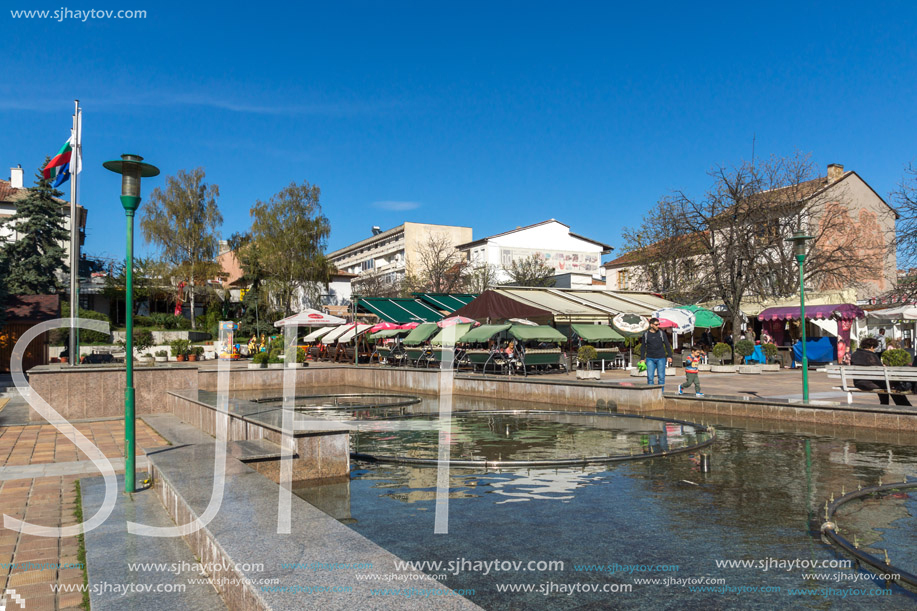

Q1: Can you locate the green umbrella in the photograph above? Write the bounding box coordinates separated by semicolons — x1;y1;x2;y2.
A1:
674;305;724;328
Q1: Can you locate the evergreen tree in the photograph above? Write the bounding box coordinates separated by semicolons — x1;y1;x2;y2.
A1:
0;161;70;294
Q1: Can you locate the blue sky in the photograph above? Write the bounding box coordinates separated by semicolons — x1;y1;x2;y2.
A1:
2;1;917;265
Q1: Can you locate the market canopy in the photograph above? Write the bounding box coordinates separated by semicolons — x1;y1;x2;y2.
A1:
368;328;408;340
570;323;624;342
866;305;917;321
461;324;512;343
357;297;442;323
430;324;473;346
415;293;478;313
757;303;865;321
303;327;334;342
402;322;440;346
452;290;552;321
338;323;373;343
674;305;723;328
321;324;353;344
273;308;345;328
508;324;567;343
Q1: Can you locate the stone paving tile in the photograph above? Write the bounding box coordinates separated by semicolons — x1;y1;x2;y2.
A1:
0;475;85;611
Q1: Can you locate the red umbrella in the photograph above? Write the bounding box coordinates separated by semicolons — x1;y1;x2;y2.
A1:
437;316;479;328
656;319;679;329
398;322;420;330
370;322;401;334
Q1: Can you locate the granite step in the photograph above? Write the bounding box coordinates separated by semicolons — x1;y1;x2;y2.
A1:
81;473;227;610
227;438;296;462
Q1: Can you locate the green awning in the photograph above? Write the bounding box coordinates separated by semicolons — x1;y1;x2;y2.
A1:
508;325;567;343
416;293;478;313
369;328;408;340
570;323;624;342
358;298;443;323
402;322;440;346
460;324;512;343
431;323;473;346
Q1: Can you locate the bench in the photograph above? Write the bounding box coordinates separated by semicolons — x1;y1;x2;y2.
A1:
824;365;917;404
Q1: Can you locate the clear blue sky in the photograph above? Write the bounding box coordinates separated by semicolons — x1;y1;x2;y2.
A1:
2;1;916;264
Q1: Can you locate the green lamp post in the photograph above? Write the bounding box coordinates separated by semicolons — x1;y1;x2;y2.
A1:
103;154;160;493
787;231;815;403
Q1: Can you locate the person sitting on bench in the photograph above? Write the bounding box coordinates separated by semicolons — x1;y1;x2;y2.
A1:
850;337;912;406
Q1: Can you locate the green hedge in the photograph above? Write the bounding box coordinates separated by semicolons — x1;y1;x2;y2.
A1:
51;304;111;345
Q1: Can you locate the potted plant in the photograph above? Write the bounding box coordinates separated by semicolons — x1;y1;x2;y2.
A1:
576;345;600;380
761;343;780;371
170;339;190;362
882;348;911;367
735;339;759;373
249;352;269;369
154;350;168;363
267;349;284;369
287;347;308;368
711;342;735;373
188;346;204;362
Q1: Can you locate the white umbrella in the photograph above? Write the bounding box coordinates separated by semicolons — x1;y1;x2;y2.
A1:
611;313;649;337
274;308;346;328
652;308;696;334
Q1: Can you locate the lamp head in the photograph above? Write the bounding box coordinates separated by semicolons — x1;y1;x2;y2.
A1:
786;231;814;260
103;154;160;202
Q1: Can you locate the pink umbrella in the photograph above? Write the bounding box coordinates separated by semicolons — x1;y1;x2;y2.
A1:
656;319;679;329
398;322;420;330
437;315;479;328
370;322;401;334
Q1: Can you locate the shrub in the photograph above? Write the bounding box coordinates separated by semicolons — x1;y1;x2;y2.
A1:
577;345;598;368
712;342;732;360
134;330;154;353
296;347;307;363
252;351;269;365
881;348;911;367
169;338;190;357
761;343;778;361
133;315;154;327
151;313;191;330
849;339;858;352
734;339;755;361
154;350;168;357
268;348;284;364
191;346;205;357
52;303;112;345
270;336;285;352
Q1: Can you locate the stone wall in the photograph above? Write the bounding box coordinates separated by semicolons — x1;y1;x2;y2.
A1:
27;364;198;421
197;366;666;412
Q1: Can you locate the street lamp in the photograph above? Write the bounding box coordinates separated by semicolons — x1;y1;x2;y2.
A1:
103;154;159;493
787;231;814;403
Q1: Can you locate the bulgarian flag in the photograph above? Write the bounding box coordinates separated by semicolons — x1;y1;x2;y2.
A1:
43;136;74;188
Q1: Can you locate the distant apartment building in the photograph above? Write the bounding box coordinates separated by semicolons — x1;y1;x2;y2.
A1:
456;219;612;287
327;222;473;289
604;164;897;303
0;165;87;287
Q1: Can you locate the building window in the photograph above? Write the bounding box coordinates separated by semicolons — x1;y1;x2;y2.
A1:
618;270;629;290
361;260;375;272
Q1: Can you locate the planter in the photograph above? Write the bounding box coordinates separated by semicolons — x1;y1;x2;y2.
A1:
188;354;198;362
738;365;762;374
629;369;645;377
268;363;284;369
576;369;601;380
154;356;168;363
697;364;712;372
247;363;265;370
176;355;186;362
761;364;780;372
60;357;68;364
710;365;736;373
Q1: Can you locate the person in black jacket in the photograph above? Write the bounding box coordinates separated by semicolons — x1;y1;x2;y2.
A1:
639;318;674;386
850;337;912;406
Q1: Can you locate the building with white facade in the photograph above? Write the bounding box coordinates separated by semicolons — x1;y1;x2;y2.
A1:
327;222;473;289
1;165;87;287
456;219;612;287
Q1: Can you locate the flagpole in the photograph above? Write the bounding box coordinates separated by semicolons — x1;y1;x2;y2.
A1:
69;100;80;366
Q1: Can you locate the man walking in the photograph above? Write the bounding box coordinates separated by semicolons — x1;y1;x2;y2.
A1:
640;317;674;386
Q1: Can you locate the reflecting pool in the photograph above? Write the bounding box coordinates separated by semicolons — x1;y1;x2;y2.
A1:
286;393;917;609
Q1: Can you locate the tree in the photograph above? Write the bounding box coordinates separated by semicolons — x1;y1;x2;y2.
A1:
408;233;468;293
103;257;173;324
506;254;556;287
140;168;223;329
0;162;69;294
250;181;332;315
353;272;402;298
465;262;501;293
0;256;8;328
893;163;917;296
622;152;885;335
